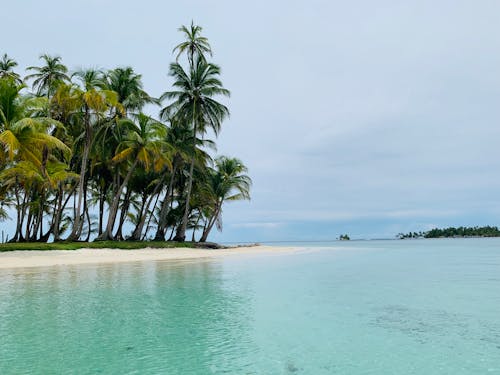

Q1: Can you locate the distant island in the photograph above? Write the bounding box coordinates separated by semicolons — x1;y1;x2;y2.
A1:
397;226;500;239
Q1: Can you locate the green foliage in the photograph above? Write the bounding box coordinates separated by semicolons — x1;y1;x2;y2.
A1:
173;21;212;65
398;226;500;239
102;67;159;113
0;54;21;83
0;241;196;252
0;23;250;245
397;231;425;239
25;54;70;97
158;24;230;241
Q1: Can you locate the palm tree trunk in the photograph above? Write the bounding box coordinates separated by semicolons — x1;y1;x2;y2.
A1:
167;225;175;241
115;187;131;240
191;211;201;241
175;154;195;241
97;158;139;241
25;208;32;241
132;181;162;240
52;186;64;241
98;182;107;236
31;193;45;242
199;202;222;242
130;191;147;239
154;166;177;240
175;102;197;242
17;192;28;242
51;187;61;241
141;191;161;241
12;185;22;242
52;184;76;241
69;107;91;240
84;205;92;242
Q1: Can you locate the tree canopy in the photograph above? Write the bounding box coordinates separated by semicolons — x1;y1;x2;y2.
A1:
397;226;500;239
0;23;251;244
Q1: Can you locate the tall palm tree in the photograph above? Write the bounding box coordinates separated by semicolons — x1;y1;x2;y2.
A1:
97;113;170;240
160;57;229;241
26;54;70;98
173;21;212;66
198;157;251;242
0;54;21;83
66;69;120;240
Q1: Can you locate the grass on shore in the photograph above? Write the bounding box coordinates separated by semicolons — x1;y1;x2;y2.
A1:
0;241;198;252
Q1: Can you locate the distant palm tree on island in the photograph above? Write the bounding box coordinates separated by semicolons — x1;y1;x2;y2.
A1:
0;22;251;244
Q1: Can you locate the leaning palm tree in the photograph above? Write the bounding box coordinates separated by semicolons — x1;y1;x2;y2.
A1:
160;57;229;241
198;156;251;242
25;54;70;98
173;21;212;66
97;113;170;240
0;54;21;83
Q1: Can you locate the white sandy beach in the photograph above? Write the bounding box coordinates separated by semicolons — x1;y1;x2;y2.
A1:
0;246;297;270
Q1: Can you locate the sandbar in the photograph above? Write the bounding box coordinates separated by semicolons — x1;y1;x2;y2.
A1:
0;246;298;270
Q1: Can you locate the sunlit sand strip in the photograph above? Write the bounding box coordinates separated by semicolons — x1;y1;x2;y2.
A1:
0;246;300;270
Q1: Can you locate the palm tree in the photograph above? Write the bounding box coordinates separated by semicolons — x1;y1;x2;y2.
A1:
127;167;162;240
0;54;21;83
153;120;215;240
102;67;158;115
160;57;229;241
0;78;69;167
1;158;77;242
97;113;170;240
45;160;79;241
0;27;245;244
26;54;70;98
66;70;121;240
0;160;45;241
0;78;72;242
198;156;251;242
173;21;212;66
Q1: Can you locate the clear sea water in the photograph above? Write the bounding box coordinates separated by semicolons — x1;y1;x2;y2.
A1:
0;238;499;374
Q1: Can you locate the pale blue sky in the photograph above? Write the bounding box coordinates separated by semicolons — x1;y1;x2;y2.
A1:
3;0;500;241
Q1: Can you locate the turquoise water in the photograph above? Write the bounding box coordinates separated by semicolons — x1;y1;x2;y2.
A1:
0;239;499;374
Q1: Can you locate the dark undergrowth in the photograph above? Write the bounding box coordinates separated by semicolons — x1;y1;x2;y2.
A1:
0;241;198;252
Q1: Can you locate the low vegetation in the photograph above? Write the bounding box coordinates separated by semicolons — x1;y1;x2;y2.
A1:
0;241;198;252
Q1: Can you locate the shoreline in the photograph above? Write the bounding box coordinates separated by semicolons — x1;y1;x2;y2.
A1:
0;246;298;270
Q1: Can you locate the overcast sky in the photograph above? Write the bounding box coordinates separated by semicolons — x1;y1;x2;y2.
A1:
3;0;500;241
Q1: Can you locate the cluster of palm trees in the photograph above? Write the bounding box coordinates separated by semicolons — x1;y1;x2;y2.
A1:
0;23;251;243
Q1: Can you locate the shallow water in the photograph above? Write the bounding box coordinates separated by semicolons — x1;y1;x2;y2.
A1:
0;238;499;374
